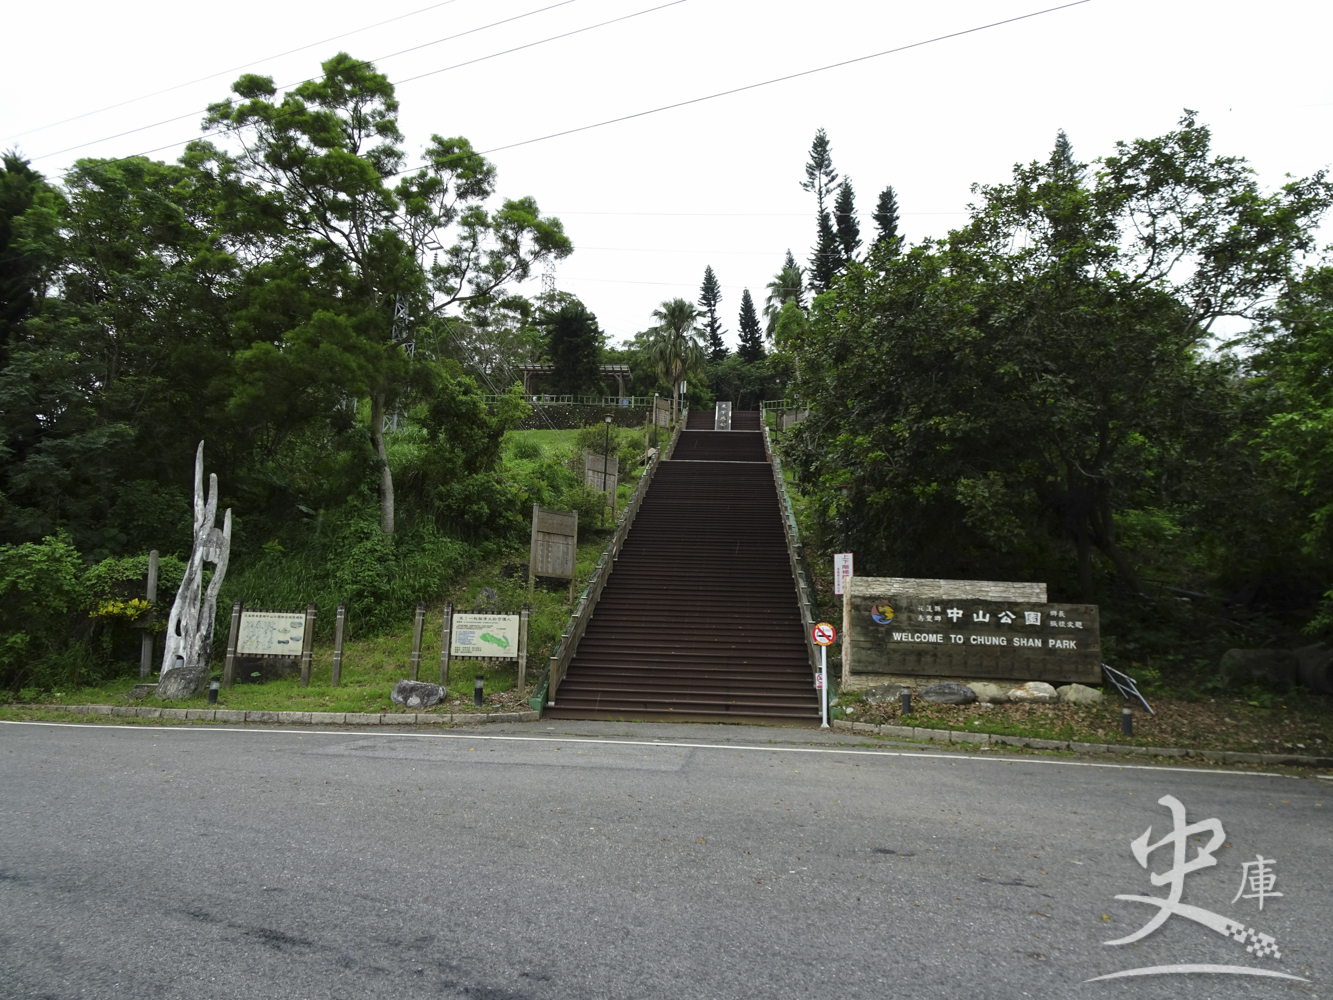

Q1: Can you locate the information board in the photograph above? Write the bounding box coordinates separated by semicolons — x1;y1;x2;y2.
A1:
530;505;578;582
236;611;306;657
584;451;619;502
450;614;521;659
846;593;1100;683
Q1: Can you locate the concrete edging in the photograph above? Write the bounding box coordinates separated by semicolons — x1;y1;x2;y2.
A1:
17;705;541;726
834;718;1333;768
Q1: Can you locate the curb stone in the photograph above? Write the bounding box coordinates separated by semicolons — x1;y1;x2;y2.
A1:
830;717;1333;768
12;704;542;728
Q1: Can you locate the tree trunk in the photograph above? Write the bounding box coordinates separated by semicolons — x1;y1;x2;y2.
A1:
1074;522;1095;604
1090;498;1147;597
370;391;395;536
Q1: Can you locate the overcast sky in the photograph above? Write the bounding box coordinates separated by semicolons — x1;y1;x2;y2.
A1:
6;0;1332;348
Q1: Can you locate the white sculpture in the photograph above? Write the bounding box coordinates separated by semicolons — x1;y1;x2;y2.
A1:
159;441;232;692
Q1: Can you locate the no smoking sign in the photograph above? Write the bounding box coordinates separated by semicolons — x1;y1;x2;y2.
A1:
812;622;837;646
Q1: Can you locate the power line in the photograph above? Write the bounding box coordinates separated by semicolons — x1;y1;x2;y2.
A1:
5;0;469;143
28;0;602;163
473;0;1093;157
547;210;968;217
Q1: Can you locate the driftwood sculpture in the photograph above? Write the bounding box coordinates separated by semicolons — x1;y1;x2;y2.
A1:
157;442;232;699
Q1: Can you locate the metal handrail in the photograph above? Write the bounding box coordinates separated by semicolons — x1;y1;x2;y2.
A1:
547;419;683;705
762;424;821;681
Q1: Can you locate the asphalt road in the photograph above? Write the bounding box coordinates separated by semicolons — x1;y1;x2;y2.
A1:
0;719;1328;1000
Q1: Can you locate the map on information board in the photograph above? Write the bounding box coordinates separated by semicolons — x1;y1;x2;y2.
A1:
451;614;520;659
236;611;305;656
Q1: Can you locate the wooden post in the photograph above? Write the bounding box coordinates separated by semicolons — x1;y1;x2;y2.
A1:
221;599;243;689
439;601;453;687
331;600;347;687
517;603;531;694
299;602;316;687
139;549;159;679
409;601;426;681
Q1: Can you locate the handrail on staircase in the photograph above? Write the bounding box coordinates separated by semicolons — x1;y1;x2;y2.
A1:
762;424;822;682
547;418;684;705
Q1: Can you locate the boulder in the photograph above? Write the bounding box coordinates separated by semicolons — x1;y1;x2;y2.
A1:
1293;644;1333;695
1057;683;1104;705
391;680;447;710
970;682;1009;704
919;681;977;705
1008;681;1058;704
860;683;911;703
472;587;501;614
1218;648;1298;691
156;667;209;701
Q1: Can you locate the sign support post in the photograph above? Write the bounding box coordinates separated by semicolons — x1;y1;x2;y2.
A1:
812;622;836;729
331;601;347;687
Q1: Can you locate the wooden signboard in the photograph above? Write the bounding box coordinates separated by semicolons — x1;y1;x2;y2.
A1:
846;592;1101;684
529;504;578;599
653;396;672;428
584;451;619;503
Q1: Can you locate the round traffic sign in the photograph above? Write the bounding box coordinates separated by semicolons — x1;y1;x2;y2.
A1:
812;622;836;646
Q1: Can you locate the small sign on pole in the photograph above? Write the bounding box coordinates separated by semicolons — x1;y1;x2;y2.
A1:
833;552;853;596
811;621;835;729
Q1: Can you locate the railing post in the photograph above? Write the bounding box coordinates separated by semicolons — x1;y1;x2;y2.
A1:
409;601;426;680
439;601;453;686
221;599;243;689
331;600;347;687
299;602;317;687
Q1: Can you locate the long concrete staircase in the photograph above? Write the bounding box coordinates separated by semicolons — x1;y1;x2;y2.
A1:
545;409;820;723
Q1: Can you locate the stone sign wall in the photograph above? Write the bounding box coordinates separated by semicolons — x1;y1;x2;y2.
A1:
843;577;1099;684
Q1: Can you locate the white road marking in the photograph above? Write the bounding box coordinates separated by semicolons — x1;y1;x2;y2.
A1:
0;719;1294;777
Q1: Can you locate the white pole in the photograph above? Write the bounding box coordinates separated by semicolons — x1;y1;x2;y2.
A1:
820;645;829;728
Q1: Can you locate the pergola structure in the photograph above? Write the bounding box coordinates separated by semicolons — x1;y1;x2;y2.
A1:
517;363;631;397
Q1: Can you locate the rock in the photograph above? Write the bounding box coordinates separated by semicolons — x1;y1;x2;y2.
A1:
127;683;157;700
1007;681;1058;704
919;681;977;705
391;680;446;710
472;587;501;614
860;683;910;703
156;667;209;701
1219;648;1298;690
970;682;1009;704
1057;683;1104;705
1293;644;1333;694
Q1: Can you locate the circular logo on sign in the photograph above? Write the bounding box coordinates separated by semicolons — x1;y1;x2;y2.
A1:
870;602;895;625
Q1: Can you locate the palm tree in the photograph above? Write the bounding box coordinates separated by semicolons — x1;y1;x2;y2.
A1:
764;252;806;338
645;298;706;422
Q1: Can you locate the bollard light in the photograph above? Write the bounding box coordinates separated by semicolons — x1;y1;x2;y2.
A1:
1121;706;1133;736
475;675;485;707
207;680;219;705
901;691;912;715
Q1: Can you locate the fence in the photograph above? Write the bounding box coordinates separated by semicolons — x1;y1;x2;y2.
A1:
762;424;821;686
482;394;659;408
546;420;682;705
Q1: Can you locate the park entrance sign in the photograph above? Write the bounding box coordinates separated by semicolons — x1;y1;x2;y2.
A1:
844;577;1100;684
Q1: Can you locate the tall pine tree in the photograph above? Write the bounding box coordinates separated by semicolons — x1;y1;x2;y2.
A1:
801;128;842;293
737;287;763;363
698;264;727;362
873;185;901;255
834;178;861;263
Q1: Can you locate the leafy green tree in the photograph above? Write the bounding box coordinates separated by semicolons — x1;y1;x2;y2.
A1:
646;298;705;421
801;128;842;292
872;184;901;254
736;287;764;363
698;265;727;362
787;115;1331;601
542;298;603;395
202;52;571;535
764;252;806;337
834;178;861;263
0;152;56;368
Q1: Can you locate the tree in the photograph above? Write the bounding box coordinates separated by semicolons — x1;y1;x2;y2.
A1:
736;287;764;363
645;298;705;422
834;178;861;263
542;298;602;395
801;128;843;293
764;252;806;337
786;115;1332;601
698;265;727;362
0;152;55;368
202;52;571;535
872;185;901;254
